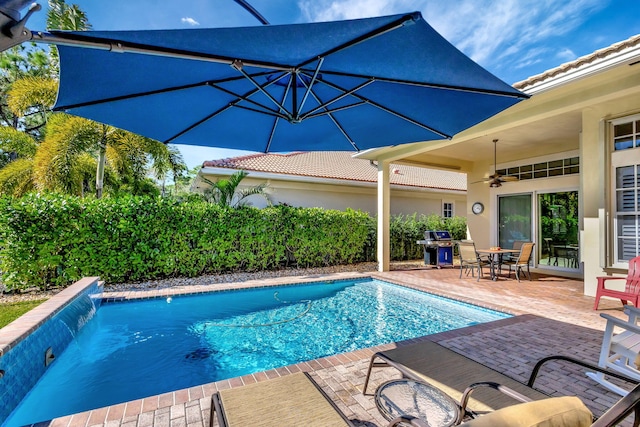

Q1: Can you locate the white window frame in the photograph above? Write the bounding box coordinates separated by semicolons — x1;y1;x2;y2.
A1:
610;113;640;267
442;201;454;218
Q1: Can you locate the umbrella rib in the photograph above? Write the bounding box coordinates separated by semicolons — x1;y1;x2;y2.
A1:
296;13;420;70
231;62;293;121
265;79;292;152
299;79;374;120
264;116;279;153
34;31;294;72
301;83;360;151
208;81;288;119
53;73;267;111
297;58;324;117
164;104;235;144
165;79;291;144
312;75;451;138
309;69;528;99
304;101;367;119
232;104;289;120
54;80;214;111
229;75;292;121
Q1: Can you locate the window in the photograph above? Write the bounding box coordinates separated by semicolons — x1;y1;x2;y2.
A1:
495;156;579;181
442;202;453;218
610;114;640;264
614;165;640;261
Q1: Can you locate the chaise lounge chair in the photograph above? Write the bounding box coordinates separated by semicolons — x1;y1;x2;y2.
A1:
210;372;353;427
363;340;640;426
208;343;640;427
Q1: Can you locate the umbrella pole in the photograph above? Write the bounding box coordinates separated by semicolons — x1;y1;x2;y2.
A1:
232;0;270;25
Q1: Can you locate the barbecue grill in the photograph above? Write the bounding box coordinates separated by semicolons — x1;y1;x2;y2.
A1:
417;230;454;267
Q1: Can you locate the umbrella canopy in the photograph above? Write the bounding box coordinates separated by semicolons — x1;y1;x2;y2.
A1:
52;12;527;152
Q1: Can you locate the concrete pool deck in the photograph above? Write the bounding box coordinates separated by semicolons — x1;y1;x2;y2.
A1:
19;267;638;426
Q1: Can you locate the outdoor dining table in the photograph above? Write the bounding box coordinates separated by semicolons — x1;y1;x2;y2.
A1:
551;244;579;268
476;248;520;281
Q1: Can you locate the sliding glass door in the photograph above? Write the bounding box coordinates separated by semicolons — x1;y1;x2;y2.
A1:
539;191;579;269
498;194;532;249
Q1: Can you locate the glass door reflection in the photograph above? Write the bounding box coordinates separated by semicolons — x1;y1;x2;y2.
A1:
539;191;579;269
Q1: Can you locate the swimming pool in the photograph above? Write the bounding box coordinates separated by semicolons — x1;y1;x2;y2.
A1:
2;277;509;426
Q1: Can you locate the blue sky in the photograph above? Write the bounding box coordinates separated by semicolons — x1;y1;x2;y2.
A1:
24;0;640;168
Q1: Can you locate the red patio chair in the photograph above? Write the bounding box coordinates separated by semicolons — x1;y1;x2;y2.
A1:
594;256;640;310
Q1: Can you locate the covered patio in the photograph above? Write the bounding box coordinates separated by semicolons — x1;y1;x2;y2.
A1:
361;32;640;301
50;267;635;427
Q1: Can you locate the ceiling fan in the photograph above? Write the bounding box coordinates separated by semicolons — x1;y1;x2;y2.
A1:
477;139;518;188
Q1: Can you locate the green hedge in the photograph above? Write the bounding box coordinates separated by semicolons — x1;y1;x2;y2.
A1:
0;194;466;291
388;214;467;261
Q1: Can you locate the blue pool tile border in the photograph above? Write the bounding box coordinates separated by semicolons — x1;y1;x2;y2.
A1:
101;276;513;319
101;276;371;304
0;277;103;426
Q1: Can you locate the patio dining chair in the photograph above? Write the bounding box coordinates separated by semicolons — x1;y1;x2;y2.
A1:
500;242;535;281
503;240;528;263
457;240;490;281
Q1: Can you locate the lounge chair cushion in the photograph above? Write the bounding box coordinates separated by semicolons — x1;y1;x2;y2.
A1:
460;396;593;427
214;372;351;426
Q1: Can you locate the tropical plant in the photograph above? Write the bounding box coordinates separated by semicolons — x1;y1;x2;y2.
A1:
46;0;92;73
0;44;52;139
0;0;188;198
200;170;270;208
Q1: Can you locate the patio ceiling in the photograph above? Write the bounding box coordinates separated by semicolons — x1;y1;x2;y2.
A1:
358;46;640;171
396;111;582;170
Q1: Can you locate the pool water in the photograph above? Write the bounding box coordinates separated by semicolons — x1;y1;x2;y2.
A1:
5;279;509;426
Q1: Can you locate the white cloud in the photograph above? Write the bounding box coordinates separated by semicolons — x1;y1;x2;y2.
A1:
556;48;577;63
181;17;200;26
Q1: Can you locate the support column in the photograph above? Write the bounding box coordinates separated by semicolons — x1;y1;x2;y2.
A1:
377;159;390;272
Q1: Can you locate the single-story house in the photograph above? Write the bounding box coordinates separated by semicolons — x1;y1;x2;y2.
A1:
358;33;640;297
194;151;466;217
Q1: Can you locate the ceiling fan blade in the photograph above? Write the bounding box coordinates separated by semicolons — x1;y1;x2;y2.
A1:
470;179;489;184
499;176;519;182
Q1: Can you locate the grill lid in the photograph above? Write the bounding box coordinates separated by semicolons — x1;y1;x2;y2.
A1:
424;230;452;241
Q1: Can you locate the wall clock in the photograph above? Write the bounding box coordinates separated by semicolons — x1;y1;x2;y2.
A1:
472;202;484;215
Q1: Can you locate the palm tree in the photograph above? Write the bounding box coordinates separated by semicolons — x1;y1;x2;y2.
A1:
0;0;188;198
0;44;52;139
201;170;270;208
2;73;187;197
46;0;92;73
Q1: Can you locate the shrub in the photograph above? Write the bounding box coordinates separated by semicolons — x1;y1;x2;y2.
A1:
0;194;466;291
0;194;372;290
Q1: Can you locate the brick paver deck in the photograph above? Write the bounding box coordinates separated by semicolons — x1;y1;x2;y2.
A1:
36;267;636;426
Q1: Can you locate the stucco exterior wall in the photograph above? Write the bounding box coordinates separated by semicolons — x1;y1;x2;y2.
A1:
466;151;580;268
581;97;640;296
202;175;466;217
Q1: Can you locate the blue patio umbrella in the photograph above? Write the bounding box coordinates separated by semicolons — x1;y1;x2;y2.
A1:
15;10;527;152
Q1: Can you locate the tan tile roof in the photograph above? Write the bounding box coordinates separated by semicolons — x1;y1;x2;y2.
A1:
202;152;466;191
514;33;640;90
